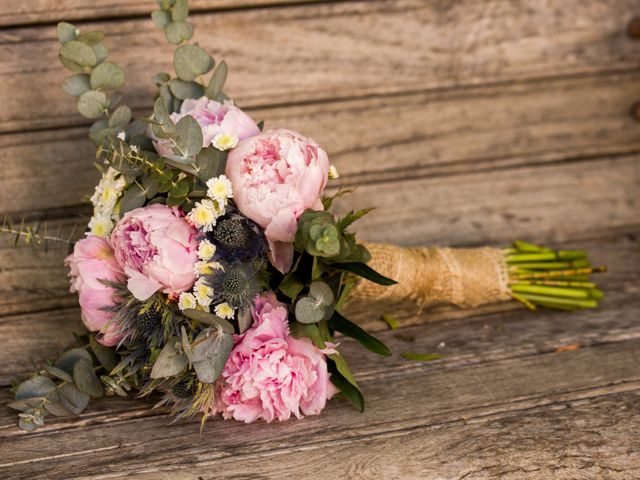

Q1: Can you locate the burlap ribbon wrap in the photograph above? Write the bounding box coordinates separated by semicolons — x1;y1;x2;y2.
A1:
352;243;511;308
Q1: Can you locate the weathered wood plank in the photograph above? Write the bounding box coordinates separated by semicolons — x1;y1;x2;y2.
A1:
124;390;640;480
333;155;640;248
1;340;639;478
1;0;638;132
0;0;324;27
3;72;640;216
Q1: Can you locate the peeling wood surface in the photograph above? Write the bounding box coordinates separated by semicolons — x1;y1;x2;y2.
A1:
1;0;640;478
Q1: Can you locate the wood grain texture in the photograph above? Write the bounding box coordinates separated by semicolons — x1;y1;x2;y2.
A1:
3;71;640;216
1;337;639;478
0;0;325;27
1;0;638;132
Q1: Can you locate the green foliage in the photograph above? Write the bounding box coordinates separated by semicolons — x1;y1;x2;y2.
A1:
294;281;335;324
90;62;125;90
150;337;188;379
77;90;109;119
174;44;214;81
152;0;194;45
62;74;91;97
328;311;391;356
0;216;78;252
190;328;233;384
206;61;228;101
328;355;364;412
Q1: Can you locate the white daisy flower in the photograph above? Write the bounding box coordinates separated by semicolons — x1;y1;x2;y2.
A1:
88;214;114;238
206;175;233;201
117;131;126;141
328;165;340;179
178;292;198;311
193;278;214;307
212;133;239;151
197;239;217;260
194;260;224;277
188;200;220;232
214;302;235;320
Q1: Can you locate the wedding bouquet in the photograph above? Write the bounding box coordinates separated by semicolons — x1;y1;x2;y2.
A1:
6;0;605;432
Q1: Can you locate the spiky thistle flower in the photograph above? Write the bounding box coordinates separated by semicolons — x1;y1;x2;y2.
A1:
203;261;260;310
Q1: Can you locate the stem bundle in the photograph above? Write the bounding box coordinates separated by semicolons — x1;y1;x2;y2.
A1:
506;241;605;310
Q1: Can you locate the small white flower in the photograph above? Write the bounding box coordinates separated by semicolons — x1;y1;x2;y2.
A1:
197;239;217;260
212;133;239;151
214;302;235;320
206;175;233;201
130;145;140;153
178;292;198;311
188;200;220;232
328;165;340;179
193;278;214;307
117;131;126;141
194;260;224;277
88;214;114;238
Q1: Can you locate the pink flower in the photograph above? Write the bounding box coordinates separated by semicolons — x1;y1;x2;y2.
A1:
65;236;126;347
225;129;330;272
216;292;337;423
152;97;260;160
110;204;198;301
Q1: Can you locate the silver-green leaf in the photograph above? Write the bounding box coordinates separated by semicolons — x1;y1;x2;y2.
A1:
62;74;91;97
174;44;214;81
174;115;203;158
59;40;97;68
90;62;125;90
165;21;194;45
205;60;228;100
109;105;132;128
57;22;78;44
77;90;109;119
15;376;57;400
150;337;188;379
73;359;104;398
191;328;233;384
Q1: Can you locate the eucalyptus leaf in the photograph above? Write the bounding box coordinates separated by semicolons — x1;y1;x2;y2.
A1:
90;336;117;371
62;74;91;97
168;78;204;100
15;376;57;400
295;297;325;324
59;40;97;68
57;383;90;415
165;21;194;45
152;9;172;28
169;178;190;198
43;364;73;383
92;42;109;65
55;348;93;375
172;0;189;21
77;90;109;119
205;60;228;100
57;22;78;44
191;328;233;384
89;119;118;145
43;394;73;417
174;44;213;81
91;62;125;90
182;309;234;334
120;185;147;215
153;96;174;127
19;414;44;432
108;105;132;128
174;115;203;157
73;359;104;397
152;71;171;86
150;337;188;379
195;148;226;181
78;31;104;45
237;307;253;334
294;281;335;324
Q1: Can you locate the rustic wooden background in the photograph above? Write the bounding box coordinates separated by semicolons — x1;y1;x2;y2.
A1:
1;1;639;478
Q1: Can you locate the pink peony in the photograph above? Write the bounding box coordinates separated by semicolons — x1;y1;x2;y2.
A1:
65;236;126;347
225;129;330;272
110;204;198;301
152;97;260;160
216;292;337;423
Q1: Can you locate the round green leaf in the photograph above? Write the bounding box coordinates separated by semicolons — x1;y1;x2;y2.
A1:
295;297;326;324
92;42;109;64
55;348;93;374
59;40;97;68
57;383;90;415
62;74;91;97
191;328;233;384
165;21;193;45
152;71;171;86
169;78;204;100
152;9;172;29
91;62;125;90
43;364;73;383
109;105;132;128
77;90;109;119
174;115;203;158
174;44;214;82
73;359;104;397
15;376;57;400
172;0;189;22
77;31;104;45
57;22;78;44
150;338;188;379
309;281;334;307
